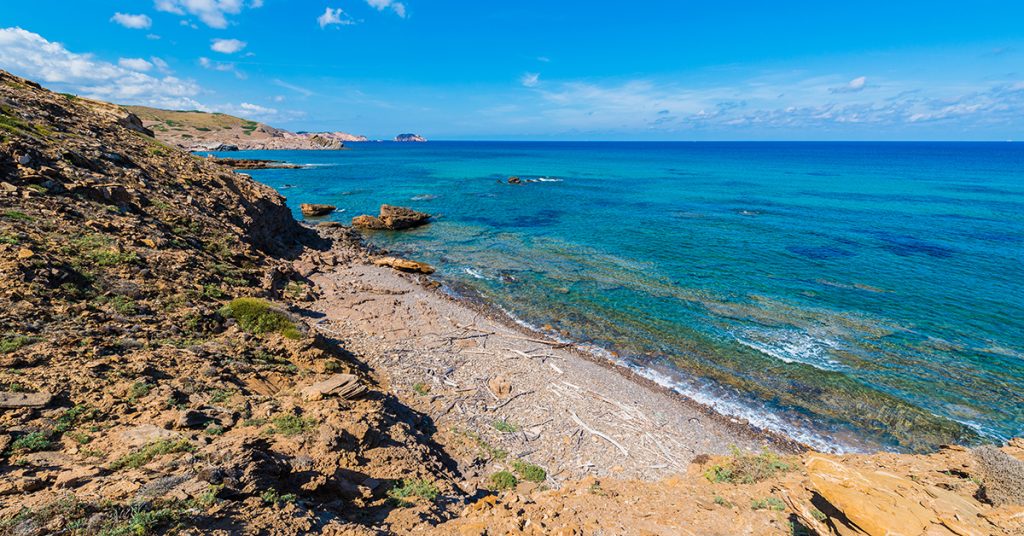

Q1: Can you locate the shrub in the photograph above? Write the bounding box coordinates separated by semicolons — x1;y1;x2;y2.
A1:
751;497;786;511
512;460;546;483
0;335;37;354
493;419;518;433
387;479;439;505
10;432;53;453
270;414;315;437
490;471;518;491
705;447;794;484
260;489;297;506
219;298;302;339
110;439;194;470
412;382;430;395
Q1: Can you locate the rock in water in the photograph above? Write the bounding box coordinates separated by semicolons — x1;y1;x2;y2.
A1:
372;256;435;274
394;133;427;142
508;176;522;184
352;204;431;230
300;203;336;217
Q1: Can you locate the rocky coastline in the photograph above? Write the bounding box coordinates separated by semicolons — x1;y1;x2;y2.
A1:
1;70;1022;535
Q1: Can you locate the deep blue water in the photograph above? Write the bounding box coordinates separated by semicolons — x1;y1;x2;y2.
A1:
218;142;1024;452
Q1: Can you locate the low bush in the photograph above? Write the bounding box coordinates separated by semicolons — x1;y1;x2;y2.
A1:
219;298;302;339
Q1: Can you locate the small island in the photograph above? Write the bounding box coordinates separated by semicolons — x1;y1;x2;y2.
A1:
394;133;427;142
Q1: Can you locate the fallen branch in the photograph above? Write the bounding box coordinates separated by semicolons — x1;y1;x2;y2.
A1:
570;411;629;457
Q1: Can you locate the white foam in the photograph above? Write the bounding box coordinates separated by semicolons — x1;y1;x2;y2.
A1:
735;328;843;371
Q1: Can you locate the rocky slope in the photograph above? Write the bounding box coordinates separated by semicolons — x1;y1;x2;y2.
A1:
125;106;368;151
1;70;1022;535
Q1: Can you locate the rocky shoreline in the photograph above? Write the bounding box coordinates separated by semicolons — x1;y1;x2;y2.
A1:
1;70;1022;535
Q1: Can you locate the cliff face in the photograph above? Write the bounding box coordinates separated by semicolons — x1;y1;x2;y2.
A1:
125;106;368;151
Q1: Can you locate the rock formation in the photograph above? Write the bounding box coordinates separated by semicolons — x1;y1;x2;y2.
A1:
371;256;435;274
299;203;337;217
394;133;427;142
351;204;431;230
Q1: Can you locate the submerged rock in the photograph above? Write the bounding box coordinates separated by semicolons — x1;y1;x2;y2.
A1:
300;203;336;217
352;204;431;230
508;176;522;184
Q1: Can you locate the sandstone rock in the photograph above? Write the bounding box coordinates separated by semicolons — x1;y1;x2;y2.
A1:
0;391;52;408
371;256;435;274
352;204;431;230
799;454;988;536
121;424;182;447
301;373;366;401
0;182;15;193
300;203;336;217
55;466;100;488
16;248;34;260
488;376;512;398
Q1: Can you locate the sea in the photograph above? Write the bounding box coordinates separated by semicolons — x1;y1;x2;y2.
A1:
213;141;1024;453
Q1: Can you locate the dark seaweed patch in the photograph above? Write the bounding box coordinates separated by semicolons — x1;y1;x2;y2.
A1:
786;245;856;260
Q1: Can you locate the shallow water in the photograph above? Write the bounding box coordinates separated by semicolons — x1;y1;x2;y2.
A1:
220;142;1024;452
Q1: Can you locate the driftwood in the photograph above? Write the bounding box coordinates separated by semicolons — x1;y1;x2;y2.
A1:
570;411;629;457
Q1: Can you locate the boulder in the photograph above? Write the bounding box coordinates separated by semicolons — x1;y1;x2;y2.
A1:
372;256;435;274
300;203;336;217
0;391;52;408
508;176;522;185
300;373;366;401
352;204;431;230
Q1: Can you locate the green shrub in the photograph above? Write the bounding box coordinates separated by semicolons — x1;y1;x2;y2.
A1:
54;404;99;433
270;414;315;437
110;439;194;470
387;479;439;505
512;460;546;483
219;298;302;339
705;447;794;484
260;489;297;506
0;335;37;354
412;382;430;395
493;419;518;433
490;471;518;491
1;210;33;221
751;496;786;511
10;432;53;453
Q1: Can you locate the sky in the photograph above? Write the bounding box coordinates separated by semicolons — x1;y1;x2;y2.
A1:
1;1;1022;140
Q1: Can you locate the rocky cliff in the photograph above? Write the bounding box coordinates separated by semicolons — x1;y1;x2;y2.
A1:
125;106;368;151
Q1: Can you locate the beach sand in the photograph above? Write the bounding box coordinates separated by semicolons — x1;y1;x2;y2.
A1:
302;228;801;483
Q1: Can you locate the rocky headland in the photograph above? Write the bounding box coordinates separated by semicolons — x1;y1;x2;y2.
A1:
125;106;368;152
1;70;1023;535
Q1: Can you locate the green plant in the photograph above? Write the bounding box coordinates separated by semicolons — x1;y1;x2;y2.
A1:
458;429;507;461
98;505;179;536
412;382;430;395
512;460;546;483
0;232;18;245
714;495;733;507
128;381;152;402
2;210;33;221
218;298;302;339
387;479;439;505
490;471;518;491
492;419;518;433
270;414;315;437
110;439;194;470
260;489;297;506
107;295;138;315
10;432;53;453
204;425;225;436
0;334;38;354
810;508;826;521
705;447;795;484
751;496;786;512
54;404;99;433
91;249;138;267
208;388;235;404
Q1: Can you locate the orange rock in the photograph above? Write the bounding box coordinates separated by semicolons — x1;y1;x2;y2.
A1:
16;248;33;259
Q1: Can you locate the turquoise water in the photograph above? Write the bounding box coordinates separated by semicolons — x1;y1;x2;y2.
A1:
221;142;1024;453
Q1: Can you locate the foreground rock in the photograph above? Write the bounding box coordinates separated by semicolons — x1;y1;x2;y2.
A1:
300;203;336;217
352;204;431;230
372;256;435;274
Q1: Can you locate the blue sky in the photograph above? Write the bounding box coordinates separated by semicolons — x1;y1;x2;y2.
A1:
1;1;1022;140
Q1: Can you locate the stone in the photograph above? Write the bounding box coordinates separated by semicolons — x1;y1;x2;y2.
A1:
0;391;52;408
0;182;16;193
508;176;522;184
488;376;512;398
55;466;100;488
18;154;31;165
301;374;366;401
300;203;336;217
16;248;34;260
371;256;435;274
121;424;182;447
177;409;212;429
352;205;431;230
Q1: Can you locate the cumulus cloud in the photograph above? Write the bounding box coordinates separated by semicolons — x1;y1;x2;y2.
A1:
366;0;407;18
318;7;355;28
0;27;201;109
520;72;540;88
111;13;153;29
830;76;867;94
154;0;248;29
210;38;246;54
118;58;153;72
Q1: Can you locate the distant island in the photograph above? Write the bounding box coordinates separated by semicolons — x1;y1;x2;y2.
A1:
126;105;368;151
394;133;427;142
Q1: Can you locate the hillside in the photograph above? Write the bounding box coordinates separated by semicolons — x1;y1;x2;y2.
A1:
1;70;1022;535
125;105;367;151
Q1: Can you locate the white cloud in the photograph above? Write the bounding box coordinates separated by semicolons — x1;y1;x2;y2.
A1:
318;7;355;28
0;27;202;109
111;13;153;29
155;0;247;29
210;38;246;54
273;79;314;97
830;76;867;94
198;56;246;79
520;72;540;88
366;0;407;18
118;58;153;72
151;57;171;73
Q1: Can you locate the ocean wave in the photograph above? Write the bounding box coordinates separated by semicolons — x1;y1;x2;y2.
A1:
536;177;563;182
412;194;438;201
735;328;843;371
